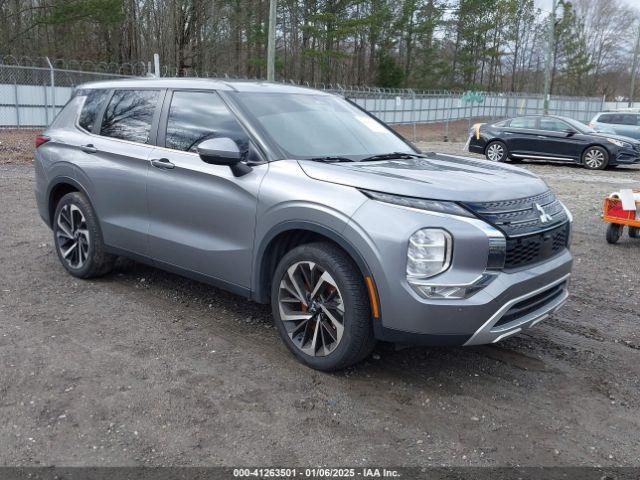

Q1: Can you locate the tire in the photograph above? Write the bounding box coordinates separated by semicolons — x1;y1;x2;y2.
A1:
485;140;508;162
270;242;376;371
606;223;623;244
53;191;116;278
582;146;609;170
630;227;640;239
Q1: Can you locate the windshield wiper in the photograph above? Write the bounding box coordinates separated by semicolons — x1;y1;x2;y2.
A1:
360;152;426;162
308;156;356;163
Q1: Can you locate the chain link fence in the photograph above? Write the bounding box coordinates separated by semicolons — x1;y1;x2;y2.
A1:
1;57;607;143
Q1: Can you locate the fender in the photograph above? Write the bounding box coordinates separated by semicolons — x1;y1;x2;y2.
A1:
251;220;374;304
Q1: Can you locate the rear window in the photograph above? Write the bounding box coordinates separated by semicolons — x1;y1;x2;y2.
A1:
597;113;639;125
100;89;160;144
78;89;110;132
508;117;537;129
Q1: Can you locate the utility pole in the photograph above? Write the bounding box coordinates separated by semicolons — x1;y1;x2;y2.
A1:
542;0;557;115
267;0;277;81
629;24;640;107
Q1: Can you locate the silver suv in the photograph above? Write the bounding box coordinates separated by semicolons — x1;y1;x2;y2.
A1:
34;79;573;370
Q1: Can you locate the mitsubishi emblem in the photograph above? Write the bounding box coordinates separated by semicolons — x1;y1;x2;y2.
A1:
535;203;553;223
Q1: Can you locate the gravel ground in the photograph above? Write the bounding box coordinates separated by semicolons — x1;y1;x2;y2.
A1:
0;138;639;467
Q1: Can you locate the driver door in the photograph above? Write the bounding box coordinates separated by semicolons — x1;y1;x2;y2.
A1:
534;117;587;161
146;89;267;292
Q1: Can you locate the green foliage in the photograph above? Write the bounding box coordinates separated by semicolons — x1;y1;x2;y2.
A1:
376;52;404;87
47;0;124;25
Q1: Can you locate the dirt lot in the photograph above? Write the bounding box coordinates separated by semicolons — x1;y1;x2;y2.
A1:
0;130;639;467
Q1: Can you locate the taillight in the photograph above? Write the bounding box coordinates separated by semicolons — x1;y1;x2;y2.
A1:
35;135;50;148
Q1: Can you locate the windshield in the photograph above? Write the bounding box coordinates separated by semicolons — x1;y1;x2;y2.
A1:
231;92;414;160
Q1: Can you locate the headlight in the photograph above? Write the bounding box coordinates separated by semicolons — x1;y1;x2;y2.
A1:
607;138;631;148
407;228;452;279
361;190;474;218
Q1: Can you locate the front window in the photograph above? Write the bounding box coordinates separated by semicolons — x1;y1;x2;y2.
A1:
231;92;413;159
557;116;595;134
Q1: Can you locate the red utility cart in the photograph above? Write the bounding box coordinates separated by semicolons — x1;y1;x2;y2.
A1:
602;192;640;244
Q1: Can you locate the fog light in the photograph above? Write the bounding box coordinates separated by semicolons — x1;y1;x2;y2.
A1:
407;229;452;279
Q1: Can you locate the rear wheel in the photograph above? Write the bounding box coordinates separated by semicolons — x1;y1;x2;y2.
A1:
629;227;640;239
53;192;115;278
271;242;375;371
606;224;623;244
582;146;608;170
485;141;508;162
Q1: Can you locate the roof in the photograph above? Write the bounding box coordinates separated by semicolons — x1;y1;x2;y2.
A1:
77;77;331;95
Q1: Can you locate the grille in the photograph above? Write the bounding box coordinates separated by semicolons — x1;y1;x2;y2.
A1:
505;223;569;269
463;190;568;237
493;282;566;329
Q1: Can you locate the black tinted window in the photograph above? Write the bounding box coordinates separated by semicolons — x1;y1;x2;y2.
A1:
78;89;109;132
100;90;159;143
539;118;570;132
509;117;537;129
165;91;248;152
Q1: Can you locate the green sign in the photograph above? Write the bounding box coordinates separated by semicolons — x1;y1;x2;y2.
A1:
461;91;485;104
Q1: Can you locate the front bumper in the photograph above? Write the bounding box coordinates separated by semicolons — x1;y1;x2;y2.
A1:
346;200;573;347
613;147;640;165
463;272;569;345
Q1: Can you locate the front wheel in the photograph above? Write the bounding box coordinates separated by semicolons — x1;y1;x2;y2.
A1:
582;146;609;170
629;227;640;239
485;141;508;162
271;242;375;371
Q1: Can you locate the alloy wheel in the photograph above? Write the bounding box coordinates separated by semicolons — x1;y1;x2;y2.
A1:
277;261;345;357
584;148;605;169
486;143;504;161
55;204;90;269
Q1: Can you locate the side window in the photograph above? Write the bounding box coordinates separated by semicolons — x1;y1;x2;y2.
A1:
597;114;614;124
100;89;160;144
165;91;249;153
621;114;637;125
78;89;110;132
509;117;537;129
539;118;570;132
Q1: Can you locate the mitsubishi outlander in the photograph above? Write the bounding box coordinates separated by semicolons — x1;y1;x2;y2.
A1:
34;79;573;370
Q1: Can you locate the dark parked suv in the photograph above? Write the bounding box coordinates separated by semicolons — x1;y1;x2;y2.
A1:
35;79;573;370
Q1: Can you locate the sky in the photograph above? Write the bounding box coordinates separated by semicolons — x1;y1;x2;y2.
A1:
535;0;640;12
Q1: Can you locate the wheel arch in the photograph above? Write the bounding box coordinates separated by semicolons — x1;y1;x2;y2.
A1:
252;222;374;305
46;176;90;227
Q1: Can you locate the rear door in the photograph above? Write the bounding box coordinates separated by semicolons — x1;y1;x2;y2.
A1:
501;116;540;155
146;89;268;292
79;88;163;255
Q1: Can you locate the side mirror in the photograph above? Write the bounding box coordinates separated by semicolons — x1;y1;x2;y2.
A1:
564;129;576;137
197;137;252;177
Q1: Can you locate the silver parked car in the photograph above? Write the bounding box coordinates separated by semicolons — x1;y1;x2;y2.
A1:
34;79;573;370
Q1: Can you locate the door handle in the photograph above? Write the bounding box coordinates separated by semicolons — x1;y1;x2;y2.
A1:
150;158;175;169
80;144;97;153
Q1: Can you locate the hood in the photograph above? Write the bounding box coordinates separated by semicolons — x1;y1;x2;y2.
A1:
298;153;549;203
591;132;640;145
